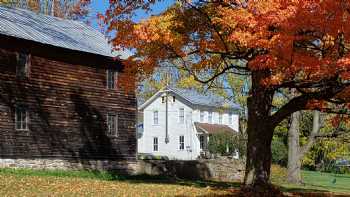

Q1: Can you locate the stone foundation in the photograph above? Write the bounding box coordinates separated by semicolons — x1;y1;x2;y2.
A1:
0;158;138;174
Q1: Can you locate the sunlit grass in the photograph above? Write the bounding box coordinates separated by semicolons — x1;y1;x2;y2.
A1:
271;165;350;194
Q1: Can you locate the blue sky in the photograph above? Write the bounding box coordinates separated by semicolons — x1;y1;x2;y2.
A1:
89;0;175;29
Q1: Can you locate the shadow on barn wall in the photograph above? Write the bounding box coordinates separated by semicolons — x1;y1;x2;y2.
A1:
0;79;131;173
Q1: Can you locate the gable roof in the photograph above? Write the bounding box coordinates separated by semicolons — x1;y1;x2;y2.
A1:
138;86;241;110
0;6;114;58
194;122;237;134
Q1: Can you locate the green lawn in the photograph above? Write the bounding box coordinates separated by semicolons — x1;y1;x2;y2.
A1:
271;166;350;195
0;167;349;196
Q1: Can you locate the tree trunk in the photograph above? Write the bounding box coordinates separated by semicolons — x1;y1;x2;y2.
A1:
287;111;302;184
243;71;275;190
244;114;274;187
287;110;321;184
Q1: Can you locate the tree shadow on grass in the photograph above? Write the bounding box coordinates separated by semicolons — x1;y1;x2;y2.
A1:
101;171;241;190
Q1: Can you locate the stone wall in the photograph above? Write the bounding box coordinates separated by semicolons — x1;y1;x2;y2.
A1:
0;157;244;182
137;158;244;182
0;158;138;174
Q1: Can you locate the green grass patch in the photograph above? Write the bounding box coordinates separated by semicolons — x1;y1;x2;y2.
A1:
0;168;172;182
272;166;350;194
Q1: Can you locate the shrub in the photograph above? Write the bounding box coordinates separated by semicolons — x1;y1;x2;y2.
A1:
208;132;238;156
271;137;288;166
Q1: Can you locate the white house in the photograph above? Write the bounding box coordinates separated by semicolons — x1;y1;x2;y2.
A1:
137;87;241;160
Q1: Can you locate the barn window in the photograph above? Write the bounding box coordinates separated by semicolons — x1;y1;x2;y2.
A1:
107;69;117;90
153;137;158;151
15;106;29;130
107;113;118;136
179;135;185;150
16;53;30;78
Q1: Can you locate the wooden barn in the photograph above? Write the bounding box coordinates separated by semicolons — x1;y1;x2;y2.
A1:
0;6;137;172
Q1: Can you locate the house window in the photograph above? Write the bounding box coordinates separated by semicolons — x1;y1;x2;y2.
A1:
179;135;184;150
200;111;205;122
15;106;28;130
179;108;184;123
229;113;233;125
219;113;223;124
199;135;205;150
153;137;158;151
107;69;117;90
153;111;159;125
107;113;118;136
161;96;166;103
16;53;30;78
208;112;213;123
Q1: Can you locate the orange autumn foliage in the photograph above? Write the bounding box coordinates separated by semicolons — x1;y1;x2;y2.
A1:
105;1;350;102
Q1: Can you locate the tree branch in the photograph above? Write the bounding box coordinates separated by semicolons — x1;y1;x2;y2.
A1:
270;83;347;127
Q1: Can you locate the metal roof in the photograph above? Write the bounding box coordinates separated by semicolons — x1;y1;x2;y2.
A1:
138;86;241;110
0;5;114;57
168;87;241;110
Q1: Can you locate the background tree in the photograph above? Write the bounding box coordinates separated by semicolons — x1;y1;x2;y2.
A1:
104;0;350;192
0;0;90;20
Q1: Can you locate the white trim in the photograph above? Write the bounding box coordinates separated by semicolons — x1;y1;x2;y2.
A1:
153;110;159;125
178;107;185;124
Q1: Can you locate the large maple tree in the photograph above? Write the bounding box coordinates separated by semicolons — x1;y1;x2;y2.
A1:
104;0;350;191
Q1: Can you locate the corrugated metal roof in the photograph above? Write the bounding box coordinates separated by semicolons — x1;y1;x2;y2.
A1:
0;5;114;57
138;86;241;110
168;87;241;110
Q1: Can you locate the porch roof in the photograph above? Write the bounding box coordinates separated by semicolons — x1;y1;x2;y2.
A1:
194;122;237;134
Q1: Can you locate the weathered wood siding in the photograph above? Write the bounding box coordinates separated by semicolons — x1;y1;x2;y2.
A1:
0;48;136;161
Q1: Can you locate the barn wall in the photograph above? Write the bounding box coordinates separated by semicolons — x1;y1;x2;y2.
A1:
0;48;137;166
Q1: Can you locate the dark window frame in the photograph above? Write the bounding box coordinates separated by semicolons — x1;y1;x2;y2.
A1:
16;53;30;79
179;135;185;150
153;137;158;151
106;69;117;90
199;135;205;150
15;105;29;131
107;113;118;137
